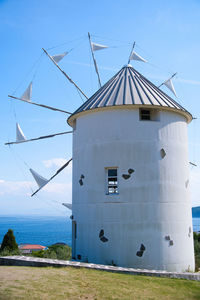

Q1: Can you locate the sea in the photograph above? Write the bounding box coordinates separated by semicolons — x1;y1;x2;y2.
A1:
0;216;72;247
0;216;199;247
193;218;200;233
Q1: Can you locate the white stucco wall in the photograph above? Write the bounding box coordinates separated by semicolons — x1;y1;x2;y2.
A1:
71;107;195;272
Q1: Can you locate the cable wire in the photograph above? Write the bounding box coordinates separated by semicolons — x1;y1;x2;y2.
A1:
46;35;86;51
11;52;44;96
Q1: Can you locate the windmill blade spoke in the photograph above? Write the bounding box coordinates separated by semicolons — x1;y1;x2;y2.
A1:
128;42;135;64
49;158;72;181
31;180;50;197
31;158;72;197
8;95;72;114
88;32;102;88
5;131;73;145
189;162;197;167
42;48;88;99
158;82;164;88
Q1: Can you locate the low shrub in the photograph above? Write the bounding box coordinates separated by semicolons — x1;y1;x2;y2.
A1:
31;244;71;260
194;232;200;271
0;248;21;256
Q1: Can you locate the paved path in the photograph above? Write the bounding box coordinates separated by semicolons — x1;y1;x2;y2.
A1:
0;256;200;281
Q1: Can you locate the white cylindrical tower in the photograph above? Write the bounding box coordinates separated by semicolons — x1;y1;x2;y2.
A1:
68;65;195;272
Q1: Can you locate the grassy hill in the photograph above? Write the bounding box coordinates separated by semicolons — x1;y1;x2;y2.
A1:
192;206;200;218
0;266;200;300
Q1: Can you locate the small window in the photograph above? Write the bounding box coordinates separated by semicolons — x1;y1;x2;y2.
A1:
140;109;151;120
106;168;118;195
139;109;160;121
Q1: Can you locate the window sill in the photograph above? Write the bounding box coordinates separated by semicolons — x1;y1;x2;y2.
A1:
106;193;119;196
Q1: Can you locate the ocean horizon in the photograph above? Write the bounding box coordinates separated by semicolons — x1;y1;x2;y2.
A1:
0;215;199;248
0;215;72;247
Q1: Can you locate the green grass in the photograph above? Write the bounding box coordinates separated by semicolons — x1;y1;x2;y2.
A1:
0;266;200;300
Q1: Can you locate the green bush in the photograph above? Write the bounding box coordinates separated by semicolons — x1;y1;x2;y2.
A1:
48;244;71;260
0;248;20;256
0;229;18;252
194;232;200;271
31;244;71;260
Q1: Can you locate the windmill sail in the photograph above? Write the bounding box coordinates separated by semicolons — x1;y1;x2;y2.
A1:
31;158;72;197
21;82;32;102
51;52;68;63
129;51;147;63
16;123;26;142
30;168;49;188
91;42;108;51
62;203;72;210
163;78;177;97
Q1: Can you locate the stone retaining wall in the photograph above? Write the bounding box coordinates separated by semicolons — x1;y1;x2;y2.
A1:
0;256;200;281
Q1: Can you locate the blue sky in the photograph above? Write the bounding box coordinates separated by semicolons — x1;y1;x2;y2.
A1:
1;0;200;215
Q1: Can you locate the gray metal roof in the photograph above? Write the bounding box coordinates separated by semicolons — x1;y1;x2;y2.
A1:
68;65;192;124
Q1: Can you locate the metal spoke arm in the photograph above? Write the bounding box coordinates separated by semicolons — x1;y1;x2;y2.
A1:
42;48;88;100
5;131;73;145
128;42;136;64
88;32;102;88
189;162;197;167
8;95;72;114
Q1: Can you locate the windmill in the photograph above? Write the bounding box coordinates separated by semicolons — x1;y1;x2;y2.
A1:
6;34;195;272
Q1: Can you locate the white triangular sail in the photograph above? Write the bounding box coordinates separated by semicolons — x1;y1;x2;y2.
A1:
163;78;177;97
91;42;108;51
62;203;72;210
31;158;72;197
51;52;68;63
21;82;32;102
16;123;26;142
29;168;48;188
129;51;147;63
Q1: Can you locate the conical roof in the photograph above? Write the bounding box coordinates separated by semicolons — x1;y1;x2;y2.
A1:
68;65;192;125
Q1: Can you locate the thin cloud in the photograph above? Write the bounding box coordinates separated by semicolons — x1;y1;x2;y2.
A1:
66;60;200;86
66;60;118;72
42;157;72;177
0;180;33;196
146;74;200;86
43;158;68;168
0;179;71;198
176;78;200;86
